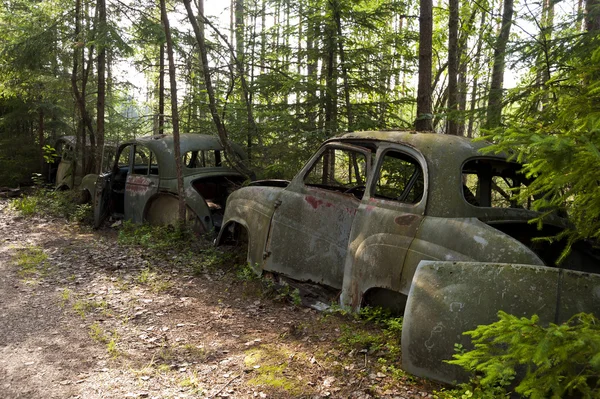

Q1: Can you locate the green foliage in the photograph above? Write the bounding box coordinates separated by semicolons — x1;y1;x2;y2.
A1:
10;190;93;223
480;37;600;256
12;245;49;278
42;145;58;164
0;136;39;187
338;306;403;360
236;263;259;281
446;311;600;399
117;221;195;252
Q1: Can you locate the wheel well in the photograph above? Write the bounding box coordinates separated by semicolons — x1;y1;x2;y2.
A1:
362;287;408;315
218;221;249;247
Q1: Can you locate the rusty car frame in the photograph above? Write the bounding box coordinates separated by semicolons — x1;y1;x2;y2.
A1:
93;133;247;233
216;130;600;383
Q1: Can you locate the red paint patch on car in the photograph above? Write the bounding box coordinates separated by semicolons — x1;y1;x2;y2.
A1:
305;196;323;209
394;214;418;226
126;175;153;194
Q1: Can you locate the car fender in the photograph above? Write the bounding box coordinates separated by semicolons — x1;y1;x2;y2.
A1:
143;191;208;233
341;217;544;312
217;186;283;274
80;173;98;201
401;261;600;384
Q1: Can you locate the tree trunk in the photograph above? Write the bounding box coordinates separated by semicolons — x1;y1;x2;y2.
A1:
446;0;459;135
183;0;255;179
415;0;433;131
333;0;353;132
485;0;514;129
467;11;487;138
96;0;106;174
38;108;45;174
587;0;600;31
160;0;186;223
158;43;165;135
324;1;337;137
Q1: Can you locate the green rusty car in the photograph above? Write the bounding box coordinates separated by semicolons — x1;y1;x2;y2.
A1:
216;130;600;383
93;133;247;233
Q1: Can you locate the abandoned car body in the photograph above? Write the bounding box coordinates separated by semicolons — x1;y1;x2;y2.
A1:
216;130;600;383
93;134;247;233
50;136;114;198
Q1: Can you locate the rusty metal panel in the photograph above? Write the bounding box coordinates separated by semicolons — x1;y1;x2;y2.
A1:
400;217;544;294
401;261;600;384
124;174;159;223
265;186;358;289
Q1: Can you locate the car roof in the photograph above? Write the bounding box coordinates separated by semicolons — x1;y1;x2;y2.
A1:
130;134;248;160
335;130;497;161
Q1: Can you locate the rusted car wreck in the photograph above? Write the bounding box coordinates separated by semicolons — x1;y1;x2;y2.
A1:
50;136;114;201
216;130;600;383
93;134;246;233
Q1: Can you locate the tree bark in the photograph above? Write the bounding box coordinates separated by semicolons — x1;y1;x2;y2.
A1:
158;43;165;135
160;0;186;223
446;0;459;135
333;0;353;132
96;0;106;174
324;1;337;137
485;0;514;129
415;0;433;131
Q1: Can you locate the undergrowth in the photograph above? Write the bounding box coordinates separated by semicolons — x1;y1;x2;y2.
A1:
118;220;196;252
10;189;92;223
436;311;600;399
12;245;50;280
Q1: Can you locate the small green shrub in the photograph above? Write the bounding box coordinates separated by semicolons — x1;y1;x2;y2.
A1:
446;311;600;399
118;221;195;251
236;263;259;281
10;189;92;222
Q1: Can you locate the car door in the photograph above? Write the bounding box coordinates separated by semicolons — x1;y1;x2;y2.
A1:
124;145;159;223
94;144;132;228
264;143;372;289
340;145;428;310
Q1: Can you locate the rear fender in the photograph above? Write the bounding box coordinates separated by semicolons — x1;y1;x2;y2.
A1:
216;186;281;274
401;261;600;384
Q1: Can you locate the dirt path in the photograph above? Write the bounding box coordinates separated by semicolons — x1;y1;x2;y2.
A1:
0;199;438;399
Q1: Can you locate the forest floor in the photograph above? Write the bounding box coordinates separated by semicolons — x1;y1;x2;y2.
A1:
0;197;441;399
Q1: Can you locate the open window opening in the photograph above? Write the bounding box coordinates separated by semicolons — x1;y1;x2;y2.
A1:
373;151;424;204
304;147;368;199
462;158;533;209
183;150;222;168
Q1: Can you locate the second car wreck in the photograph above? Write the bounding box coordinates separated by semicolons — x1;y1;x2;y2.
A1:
216;130;600;383
93;133;247;233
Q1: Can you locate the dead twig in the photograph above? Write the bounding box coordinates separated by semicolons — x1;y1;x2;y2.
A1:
209;374;240;398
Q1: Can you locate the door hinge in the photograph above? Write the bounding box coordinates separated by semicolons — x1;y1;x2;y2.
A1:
263;251;272;260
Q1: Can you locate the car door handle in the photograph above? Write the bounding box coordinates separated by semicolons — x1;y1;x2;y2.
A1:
274;200;282;209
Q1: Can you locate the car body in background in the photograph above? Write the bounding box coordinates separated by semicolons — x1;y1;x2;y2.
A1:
215;130;600;383
92;133;247;233
50;136;115;201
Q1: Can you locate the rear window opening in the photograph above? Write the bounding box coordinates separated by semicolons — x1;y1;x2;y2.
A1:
462;158;533;209
183;150;222;168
